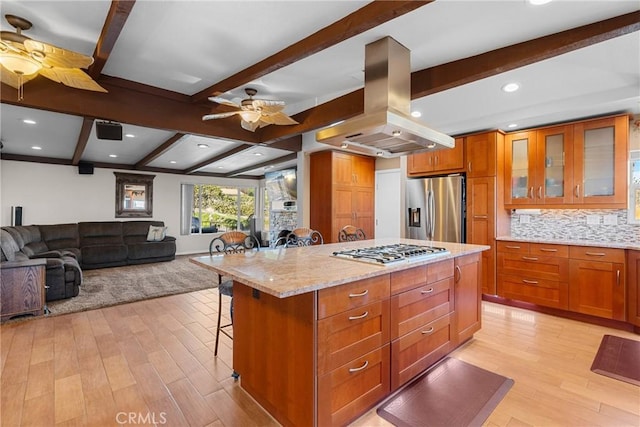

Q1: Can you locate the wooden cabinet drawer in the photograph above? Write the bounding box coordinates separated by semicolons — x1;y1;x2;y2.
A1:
390;277;453;340
318;275;390;319
569;246;625;263
318;300;389;375
391;265;427;295
391;313;452;390
498;274;568;309
529;243;569;258
497;241;530;254
318;344;390;427
498;253;569;281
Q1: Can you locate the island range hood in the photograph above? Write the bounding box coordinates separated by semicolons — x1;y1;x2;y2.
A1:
315;37;454;158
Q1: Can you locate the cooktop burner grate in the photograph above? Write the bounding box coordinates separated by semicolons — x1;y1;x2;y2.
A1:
332;243;449;265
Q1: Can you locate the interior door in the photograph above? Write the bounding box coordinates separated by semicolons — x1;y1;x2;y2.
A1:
375;170;401;239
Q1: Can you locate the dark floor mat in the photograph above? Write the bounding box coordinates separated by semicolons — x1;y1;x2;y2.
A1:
377;357;514;427
591;335;640;386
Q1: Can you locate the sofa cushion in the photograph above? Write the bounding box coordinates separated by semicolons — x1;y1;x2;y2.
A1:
0;229;20;261
7;226;49;257
127;240;176;260
123;221;165;239
78;222;124;247
40;223;79;251
81;244;128;266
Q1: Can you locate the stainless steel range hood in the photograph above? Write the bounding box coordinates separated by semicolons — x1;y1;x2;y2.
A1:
315;37;454;158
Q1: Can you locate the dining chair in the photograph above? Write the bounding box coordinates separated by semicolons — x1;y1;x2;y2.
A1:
280;227;324;247
209;231;259;359
338;225;366;242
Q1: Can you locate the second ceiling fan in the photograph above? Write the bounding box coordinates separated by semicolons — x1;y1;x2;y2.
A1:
203;88;298;132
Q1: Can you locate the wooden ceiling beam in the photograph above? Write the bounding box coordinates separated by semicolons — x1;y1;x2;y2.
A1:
135;132;185;168
89;0;137;79
71;117;95;165
260;11;640;142
190;0;433;103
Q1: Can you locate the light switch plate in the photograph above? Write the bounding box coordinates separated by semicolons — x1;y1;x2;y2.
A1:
520;215;530;224
603;214;618;225
586;215;601;225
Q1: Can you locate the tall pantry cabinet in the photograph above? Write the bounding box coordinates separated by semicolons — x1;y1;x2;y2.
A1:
310;151;375;243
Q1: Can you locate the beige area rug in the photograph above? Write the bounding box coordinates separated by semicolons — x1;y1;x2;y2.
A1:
46;254;217;317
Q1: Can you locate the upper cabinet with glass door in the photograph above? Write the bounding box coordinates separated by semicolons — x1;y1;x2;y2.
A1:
505;114;629;208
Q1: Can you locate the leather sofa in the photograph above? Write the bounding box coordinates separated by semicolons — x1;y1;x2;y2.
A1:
0;220;176;301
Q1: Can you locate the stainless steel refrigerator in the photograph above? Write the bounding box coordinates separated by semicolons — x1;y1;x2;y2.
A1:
406;174;465;243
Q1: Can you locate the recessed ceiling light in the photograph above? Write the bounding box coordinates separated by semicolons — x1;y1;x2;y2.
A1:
528;0;552;5
125;133;135;138
169;160;177;164
427;143;436;149
411;111;422;118
217;166;224;169
197;143;209;149
23;119;36;125
254;152;263;156
376;151;384;157
109;154;117;158
341;142;349;149
31;146;42;150
507;123;518;128
391;130;401;137
502;82;520;93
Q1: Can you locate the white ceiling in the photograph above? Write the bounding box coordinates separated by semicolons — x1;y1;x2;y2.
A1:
0;0;638;177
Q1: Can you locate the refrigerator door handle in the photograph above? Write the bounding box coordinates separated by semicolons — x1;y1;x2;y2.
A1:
428;189;435;240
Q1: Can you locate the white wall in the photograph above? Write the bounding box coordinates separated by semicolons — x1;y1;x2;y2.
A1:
0;160;263;255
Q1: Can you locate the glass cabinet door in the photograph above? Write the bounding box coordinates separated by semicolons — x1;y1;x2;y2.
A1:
536;125;573;204
573;116;628;205
505;131;536;204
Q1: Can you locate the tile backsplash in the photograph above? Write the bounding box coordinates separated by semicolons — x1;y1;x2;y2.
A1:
510;209;640;244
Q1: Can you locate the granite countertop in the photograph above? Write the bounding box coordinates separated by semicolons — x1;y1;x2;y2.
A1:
190;238;489;298
496;235;640;250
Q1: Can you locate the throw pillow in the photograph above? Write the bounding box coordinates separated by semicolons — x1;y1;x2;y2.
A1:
147;225;167;242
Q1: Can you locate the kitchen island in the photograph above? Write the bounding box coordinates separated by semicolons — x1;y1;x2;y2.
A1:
191;238;489;427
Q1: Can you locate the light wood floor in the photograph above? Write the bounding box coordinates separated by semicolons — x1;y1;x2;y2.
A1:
2;289;639;426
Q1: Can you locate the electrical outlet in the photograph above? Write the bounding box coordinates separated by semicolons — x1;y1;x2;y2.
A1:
603;214;618;225
519;215;530;224
586;215;601;225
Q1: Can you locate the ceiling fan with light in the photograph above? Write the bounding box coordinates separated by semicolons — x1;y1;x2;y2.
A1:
203;88;298;132
0;14;107;101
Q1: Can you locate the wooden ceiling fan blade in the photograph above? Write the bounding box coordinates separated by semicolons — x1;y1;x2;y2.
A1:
0;64;36;89
269;112;299;125
258;104;285;114
39;67;107;92
252;99;285;109
202;111;239;121
23;39;94;69
208;96;241;108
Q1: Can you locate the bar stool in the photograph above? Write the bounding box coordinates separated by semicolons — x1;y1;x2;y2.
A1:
279;227;323;247
338;225;366;242
209;231;259;360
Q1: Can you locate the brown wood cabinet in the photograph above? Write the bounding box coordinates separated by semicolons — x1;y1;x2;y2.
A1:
497;241;569;309
627;250;640;327
407;137;464;176
505;114;629;209
389;259;454;390
454;253;482;345
568;246;625;321
466;132;498;178
0;259;46;321
310;151;375;243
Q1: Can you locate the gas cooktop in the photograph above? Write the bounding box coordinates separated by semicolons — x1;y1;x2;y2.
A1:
332;244;450;266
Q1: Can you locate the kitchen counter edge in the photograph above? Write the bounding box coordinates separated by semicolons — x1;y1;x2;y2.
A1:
496;236;640;250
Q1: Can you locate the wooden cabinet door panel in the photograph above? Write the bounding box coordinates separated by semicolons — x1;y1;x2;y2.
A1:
318;344;390;427
627;250;640;327
433;138;464;171
569;259;625;320
390;277;454;340
318;300;390;375
407;152;434;175
391;313;451;390
535;125;574;204
467;177;496;294
499;274;568;309
333;152;354;185
454;253;482;345
0;261;45;320
352;155;375;187
466;132;497;177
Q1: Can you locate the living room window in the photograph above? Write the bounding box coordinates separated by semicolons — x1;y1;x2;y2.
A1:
181;184;256;235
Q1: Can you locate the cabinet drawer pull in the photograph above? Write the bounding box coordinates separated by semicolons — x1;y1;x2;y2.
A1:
505;245;521;249
521;256;538;261
539;248;558;252
522;279;539;284
421;327;435;335
585;252;606;257
538;186;542;199
348;311;369;320
348;289;368;298
529;187;534;199
575;184;580;198
616;270;620;286
349;360;369;373
455;265;462;283
420;288;434;295
468;161;472;172
473;215;488;219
